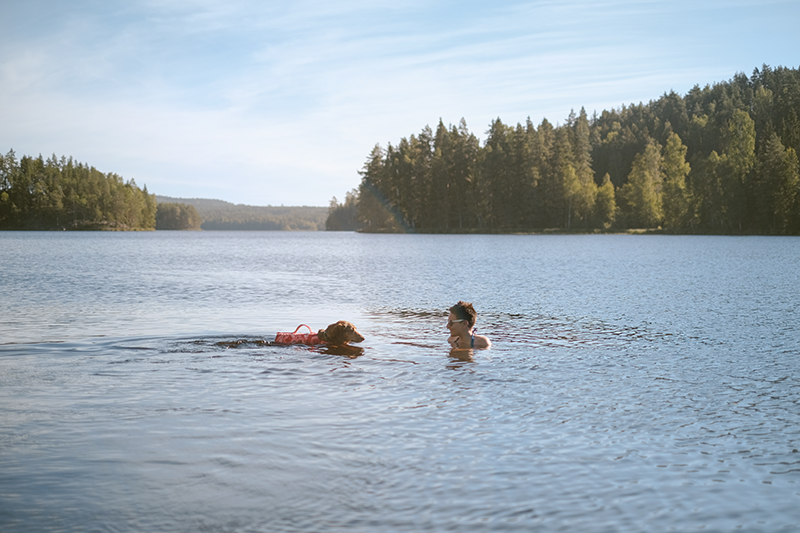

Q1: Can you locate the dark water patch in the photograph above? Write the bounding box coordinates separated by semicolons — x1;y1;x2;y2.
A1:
210;337;273;349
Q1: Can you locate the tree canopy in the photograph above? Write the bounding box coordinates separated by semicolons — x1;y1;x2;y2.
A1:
325;189;361;231
156;197;327;230
155;202;202;230
0;151;156;230
346;65;800;234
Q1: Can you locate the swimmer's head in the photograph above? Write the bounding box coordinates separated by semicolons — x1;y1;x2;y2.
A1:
449;301;477;329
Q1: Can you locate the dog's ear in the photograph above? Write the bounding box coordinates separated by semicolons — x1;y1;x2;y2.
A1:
329;323;345;343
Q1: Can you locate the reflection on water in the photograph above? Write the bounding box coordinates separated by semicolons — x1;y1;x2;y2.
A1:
447;348;475;368
1;232;799;532
203;337;365;358
316;343;365;358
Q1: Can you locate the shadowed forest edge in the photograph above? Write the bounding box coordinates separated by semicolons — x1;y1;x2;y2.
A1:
329;64;800;235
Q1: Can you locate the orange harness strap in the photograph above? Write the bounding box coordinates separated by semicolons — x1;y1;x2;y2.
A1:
275;324;323;345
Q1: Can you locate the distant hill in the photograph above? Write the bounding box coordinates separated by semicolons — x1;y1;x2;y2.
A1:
156;196;327;230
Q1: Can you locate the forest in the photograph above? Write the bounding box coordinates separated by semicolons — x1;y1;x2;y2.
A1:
337;65;800;234
157;196;327;230
0;153;328;231
155;202;202;230
0;152;157;230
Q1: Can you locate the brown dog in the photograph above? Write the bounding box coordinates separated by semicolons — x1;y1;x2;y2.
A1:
317;320;365;345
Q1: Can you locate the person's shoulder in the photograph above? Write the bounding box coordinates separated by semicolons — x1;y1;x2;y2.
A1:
474;335;491;349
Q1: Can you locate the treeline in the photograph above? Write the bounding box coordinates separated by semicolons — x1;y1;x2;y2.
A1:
0;151;329;232
346;65;800;234
326;189;360;231
155;202;202;230
157;196;327;230
0;151;156;230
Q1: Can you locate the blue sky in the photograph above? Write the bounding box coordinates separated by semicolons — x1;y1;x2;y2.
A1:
1;0;798;206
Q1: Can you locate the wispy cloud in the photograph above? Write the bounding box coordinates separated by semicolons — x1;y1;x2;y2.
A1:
1;0;798;205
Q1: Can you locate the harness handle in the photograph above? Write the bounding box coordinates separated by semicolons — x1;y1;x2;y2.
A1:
291;324;313;334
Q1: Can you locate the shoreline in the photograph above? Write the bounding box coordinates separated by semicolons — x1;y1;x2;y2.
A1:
355;227;797;236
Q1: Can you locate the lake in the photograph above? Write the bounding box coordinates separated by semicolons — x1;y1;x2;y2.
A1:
1;231;799;532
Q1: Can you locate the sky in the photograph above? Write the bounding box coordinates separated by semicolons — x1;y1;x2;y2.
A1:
1;1;798;207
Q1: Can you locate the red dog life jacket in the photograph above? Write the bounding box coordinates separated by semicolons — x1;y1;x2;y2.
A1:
275;324;321;345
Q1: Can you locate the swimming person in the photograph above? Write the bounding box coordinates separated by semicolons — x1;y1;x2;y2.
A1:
447;301;491;349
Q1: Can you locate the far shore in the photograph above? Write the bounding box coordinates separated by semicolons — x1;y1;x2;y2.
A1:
354;227;790;236
1;226;792;236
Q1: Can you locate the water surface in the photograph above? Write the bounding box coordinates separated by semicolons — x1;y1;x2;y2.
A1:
1;232;799;532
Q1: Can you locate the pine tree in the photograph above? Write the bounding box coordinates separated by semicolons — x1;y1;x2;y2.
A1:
535;118;559;227
570;108;598;227
754;132;800;233
483;118;512;229
552;126;574;228
720;109;756;229
358;145;401;231
619;141;664;228
595;173;617;228
661;133;691;229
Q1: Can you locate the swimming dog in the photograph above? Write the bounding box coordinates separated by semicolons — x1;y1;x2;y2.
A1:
317;320;365;345
274;321;364;346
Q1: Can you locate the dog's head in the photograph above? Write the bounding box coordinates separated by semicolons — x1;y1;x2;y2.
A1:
318;320;365;345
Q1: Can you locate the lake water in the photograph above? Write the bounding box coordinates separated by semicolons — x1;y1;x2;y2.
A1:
1;231;799;532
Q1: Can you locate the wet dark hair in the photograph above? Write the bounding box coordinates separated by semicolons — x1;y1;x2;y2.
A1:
450;301;477;329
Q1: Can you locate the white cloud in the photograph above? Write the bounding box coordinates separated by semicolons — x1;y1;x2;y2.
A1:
1;0;798;205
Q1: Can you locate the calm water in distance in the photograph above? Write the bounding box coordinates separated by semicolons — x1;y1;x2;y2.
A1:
1;231;799;532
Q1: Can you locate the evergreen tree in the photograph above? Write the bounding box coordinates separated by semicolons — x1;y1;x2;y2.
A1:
753;132;800;233
431;120;453;230
507;122;537;228
483;118;513;228
449;118;482;229
326;189;361;231
720;109;756;229
413;126;435;229
661;132;691;229
619;141;664;227
523;117;544;227
595;173;617;228
0;149;18;224
553;126;575;228
690;150;725;230
358;145;404;231
535;118;559;227
570;108;598;227
388;138;417;229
